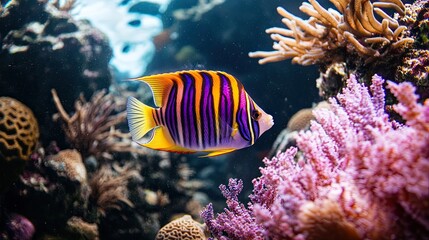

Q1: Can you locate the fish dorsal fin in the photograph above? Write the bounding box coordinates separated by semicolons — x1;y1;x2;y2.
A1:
133;73;181;107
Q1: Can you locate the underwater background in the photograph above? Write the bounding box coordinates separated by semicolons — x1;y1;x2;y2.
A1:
0;0;428;239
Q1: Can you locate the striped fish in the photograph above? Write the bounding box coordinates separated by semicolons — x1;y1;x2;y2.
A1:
127;70;274;157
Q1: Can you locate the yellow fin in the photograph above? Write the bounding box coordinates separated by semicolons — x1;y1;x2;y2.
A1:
144;126;196;154
127;96;157;141
132;73;179;107
200;149;236;158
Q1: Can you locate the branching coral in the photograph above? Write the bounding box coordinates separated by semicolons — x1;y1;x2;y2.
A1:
249;0;414;65
202;74;429;239
52;89;141;160
202;179;264;239
88;163;139;216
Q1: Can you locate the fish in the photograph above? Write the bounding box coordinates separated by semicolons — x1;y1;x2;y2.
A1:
127;70;274;157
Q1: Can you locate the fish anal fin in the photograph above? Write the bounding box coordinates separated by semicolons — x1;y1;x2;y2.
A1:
200;149;236;158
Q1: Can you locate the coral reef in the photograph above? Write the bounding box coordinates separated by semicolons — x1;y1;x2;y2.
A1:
0;0;112;142
45;149;87;184
249;0;429;102
52;89;139;160
202;74;429;239
155;215;208;240
0;97;39;161
3;146;89;236
0;1;210;239
88;163;137;216
249;0;413;65
0;97;39;191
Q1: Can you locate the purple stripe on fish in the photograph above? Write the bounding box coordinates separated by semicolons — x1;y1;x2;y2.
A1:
237;85;251;142
200;72;216;148
251;101;260;140
218;72;233;144
179;73;198;148
165;81;178;143
179;74;189;147
188;74;198;148
158;109;164;126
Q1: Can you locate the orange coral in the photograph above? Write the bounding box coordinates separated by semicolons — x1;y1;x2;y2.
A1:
249;0;414;65
0;97;39;161
155;215;208;240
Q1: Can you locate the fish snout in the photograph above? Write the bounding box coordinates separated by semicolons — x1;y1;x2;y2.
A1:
267;114;274;127
260;114;274;135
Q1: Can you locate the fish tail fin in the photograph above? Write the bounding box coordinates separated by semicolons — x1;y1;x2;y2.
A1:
127;96;157;142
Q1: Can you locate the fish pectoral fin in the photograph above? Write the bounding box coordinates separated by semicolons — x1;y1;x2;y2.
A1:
200;149;236;158
142;126;196;154
142;126;175;149
127;96;157;142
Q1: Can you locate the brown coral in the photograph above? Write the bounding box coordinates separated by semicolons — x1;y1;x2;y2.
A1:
45;149;87;183
0;97;39;161
249;0;414;65
66;216;99;240
287;108;315;132
89;163;139;216
298;199;360;240
52;89;141;160
155;215;208;240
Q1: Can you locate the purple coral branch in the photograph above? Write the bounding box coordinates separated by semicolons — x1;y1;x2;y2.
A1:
201;179;264;240
202;74;429;239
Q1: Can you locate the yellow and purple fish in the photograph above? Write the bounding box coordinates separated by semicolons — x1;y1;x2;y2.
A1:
127;70;274;157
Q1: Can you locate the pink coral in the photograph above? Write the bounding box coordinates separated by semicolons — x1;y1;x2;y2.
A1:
201;179;264;240
202;74;429;239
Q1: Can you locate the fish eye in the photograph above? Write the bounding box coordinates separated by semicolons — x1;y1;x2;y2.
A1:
251;110;261;121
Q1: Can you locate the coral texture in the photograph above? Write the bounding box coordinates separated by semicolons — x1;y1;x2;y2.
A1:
202;74;429;239
89;163;138;216
201;179;264;240
155;215;207;240
45;149;87;183
0;97;39;161
52;89;139;160
0;0;112;142
66;216;99;240
249;0;413;65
